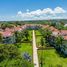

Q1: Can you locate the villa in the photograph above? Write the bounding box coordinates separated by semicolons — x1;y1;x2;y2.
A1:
60;30;67;36
0;24;67;44
2;31;15;44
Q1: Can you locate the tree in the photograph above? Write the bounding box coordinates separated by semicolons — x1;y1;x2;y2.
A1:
50;22;56;27
0;44;33;67
43;28;52;41
23;30;29;41
14;31;22;43
0;33;3;43
41;37;44;46
0;44;20;62
40;37;45;67
55;23;64;30
55;35;64;50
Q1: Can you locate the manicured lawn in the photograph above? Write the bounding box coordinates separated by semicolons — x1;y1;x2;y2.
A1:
38;49;67;67
35;30;42;46
18;30;33;56
28;30;33;40
18;43;32;56
18;30;33;60
18;30;33;58
0;30;33;67
36;30;67;67
35;30;42;35
36;36;42;46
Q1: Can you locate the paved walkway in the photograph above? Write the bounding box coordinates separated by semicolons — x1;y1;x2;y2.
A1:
33;30;39;67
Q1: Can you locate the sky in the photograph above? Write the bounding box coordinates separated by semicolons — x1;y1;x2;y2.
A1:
0;0;67;21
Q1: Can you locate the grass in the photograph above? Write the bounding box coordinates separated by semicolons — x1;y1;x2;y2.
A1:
18;43;32;56
36;36;42;46
28;30;33;40
35;30;41;35
18;30;33;62
35;30;42;47
0;30;33;67
38;49;67;67
35;30;67;67
18;30;33;59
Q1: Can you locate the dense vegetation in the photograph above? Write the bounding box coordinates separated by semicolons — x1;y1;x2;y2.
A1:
0;19;67;67
35;29;67;67
38;28;67;57
0;44;33;67
0;29;33;67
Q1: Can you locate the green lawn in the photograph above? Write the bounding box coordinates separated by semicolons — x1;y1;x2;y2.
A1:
0;43;33;67
35;30;42;47
18;30;33;59
35;30;42;35
0;30;33;67
38;49;67;67
36;36;42;46
35;30;67;67
18;30;33;56
28;30;33;40
18;43;32;56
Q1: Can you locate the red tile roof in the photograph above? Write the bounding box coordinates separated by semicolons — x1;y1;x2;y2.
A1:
63;36;67;40
60;30;67;35
42;25;49;28
2;31;13;37
49;26;56;31
15;27;22;31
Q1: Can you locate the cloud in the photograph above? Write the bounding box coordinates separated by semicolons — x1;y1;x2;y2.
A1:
0;7;66;21
17;11;22;16
54;7;66;13
17;7;66;20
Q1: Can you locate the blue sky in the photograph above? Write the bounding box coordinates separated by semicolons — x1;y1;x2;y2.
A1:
0;0;67;21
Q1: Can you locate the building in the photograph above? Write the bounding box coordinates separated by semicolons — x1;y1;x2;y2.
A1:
2;31;15;44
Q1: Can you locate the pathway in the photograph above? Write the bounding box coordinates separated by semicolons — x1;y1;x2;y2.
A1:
33;30;39;67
